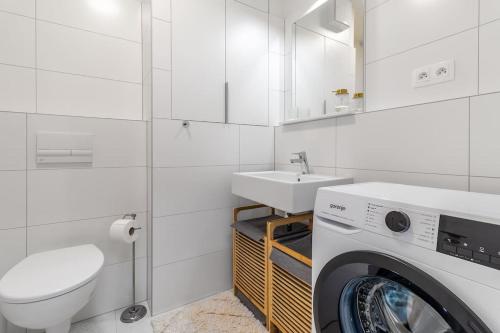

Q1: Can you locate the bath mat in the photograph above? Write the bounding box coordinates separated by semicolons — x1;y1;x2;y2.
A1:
151;291;268;333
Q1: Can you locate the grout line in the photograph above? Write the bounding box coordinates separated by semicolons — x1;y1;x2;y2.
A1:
28;165;148;171
468;97;471;192
232;0;269;14
332;166;469;178
0;8;35;19
152;248;230;270
0;109;147;122
36;18;142;44
153;206;234;221
365;0;391;13
27;211;148;229
366;26;478;66
36;67;142;85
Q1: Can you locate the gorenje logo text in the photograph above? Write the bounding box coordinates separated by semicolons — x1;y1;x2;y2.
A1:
330;204;346;211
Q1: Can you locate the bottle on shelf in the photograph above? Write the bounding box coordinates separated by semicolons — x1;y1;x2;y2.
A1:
352;92;364;112
334;89;350;113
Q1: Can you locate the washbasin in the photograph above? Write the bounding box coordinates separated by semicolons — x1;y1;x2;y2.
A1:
232;171;352;214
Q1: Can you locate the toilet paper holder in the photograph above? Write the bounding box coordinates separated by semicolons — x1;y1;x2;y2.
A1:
119;213;147;323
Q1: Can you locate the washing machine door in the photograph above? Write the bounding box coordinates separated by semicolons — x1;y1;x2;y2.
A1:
313;251;491;333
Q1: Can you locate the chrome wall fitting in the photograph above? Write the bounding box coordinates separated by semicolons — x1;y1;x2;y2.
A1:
120;214;147;323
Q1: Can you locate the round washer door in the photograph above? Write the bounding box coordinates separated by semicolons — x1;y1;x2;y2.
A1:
313;251;491;333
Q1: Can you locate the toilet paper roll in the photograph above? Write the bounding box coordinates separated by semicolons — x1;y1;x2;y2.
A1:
109;219;138;244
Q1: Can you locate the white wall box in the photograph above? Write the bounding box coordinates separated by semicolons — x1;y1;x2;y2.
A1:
171;0;226;123
227;0;269;125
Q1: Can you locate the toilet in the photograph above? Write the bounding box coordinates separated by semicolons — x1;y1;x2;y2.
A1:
0;244;104;333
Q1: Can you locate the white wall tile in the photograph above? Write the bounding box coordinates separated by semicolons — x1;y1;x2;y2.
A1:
337;99;469;175
235;0;268;12
152;19;171;70
28;167;147;225
276;163;335;176
0;12;35;67
152;250;231;314
153;166;239;217
0;65;35;114
27;213;147;266
366;30;478;112
480;0;500;24
366;0;478;63
0;228;26;277
37;70;142;120
239;125;274;165
74;258;147;322
27;114;147;169
275;118;336;167
479;21;500;94
0;112;26;170
152;0;171;21
0;171;26;230
152;69;171;119
36;0;141;42
0;0;34;16
470;93;500;177
153;208;232;267
153;120;239;167
37;21;141;83
336;168;469;191
269;52;284;91
470;177;500;195
366;0;389;11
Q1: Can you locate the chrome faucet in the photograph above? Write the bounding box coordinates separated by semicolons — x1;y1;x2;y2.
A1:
290;151;311;175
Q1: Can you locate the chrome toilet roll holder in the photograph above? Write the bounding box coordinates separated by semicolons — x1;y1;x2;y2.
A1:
120;213;147;323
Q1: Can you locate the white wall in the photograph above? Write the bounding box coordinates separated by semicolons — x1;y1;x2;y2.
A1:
0;1;146;331
277;0;500;195
150;0;276;315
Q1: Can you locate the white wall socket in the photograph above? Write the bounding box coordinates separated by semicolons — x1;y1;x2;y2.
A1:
412;59;455;88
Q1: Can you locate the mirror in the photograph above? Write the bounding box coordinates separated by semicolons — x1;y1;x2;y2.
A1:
286;0;365;123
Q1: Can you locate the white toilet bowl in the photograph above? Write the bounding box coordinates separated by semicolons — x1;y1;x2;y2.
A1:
0;245;104;333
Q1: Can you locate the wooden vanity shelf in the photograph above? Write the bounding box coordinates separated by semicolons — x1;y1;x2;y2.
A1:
267;214;313;333
232;205;312;329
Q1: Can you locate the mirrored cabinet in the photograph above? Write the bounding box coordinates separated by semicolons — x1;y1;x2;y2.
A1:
284;0;365;124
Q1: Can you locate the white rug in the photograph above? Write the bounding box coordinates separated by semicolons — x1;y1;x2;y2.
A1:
151;291;267;333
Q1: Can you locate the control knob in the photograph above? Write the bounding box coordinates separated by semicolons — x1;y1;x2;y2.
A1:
385;211;411;233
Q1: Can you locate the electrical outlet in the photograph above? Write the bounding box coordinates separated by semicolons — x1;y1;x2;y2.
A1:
412;59;455;88
412;67;431;87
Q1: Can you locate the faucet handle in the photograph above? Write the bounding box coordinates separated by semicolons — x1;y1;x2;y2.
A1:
292;151;307;158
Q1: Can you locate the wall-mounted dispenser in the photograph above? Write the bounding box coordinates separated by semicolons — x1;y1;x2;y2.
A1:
36;131;94;164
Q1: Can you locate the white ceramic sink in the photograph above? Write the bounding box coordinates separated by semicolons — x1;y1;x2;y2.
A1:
232;171;353;213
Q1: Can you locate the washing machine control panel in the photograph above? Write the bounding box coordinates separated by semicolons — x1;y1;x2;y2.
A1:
365;202;439;250
437;215;500;270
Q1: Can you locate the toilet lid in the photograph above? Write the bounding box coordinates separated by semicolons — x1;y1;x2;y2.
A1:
0;244;104;304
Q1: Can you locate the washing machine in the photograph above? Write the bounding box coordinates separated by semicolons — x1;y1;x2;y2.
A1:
312;182;500;333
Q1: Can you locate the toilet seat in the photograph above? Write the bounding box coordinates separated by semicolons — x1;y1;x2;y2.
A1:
0;244;104;304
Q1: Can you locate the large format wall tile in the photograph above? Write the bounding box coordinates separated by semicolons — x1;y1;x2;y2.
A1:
480;0;500;24
27;213;147;266
152;250;231;314
152;0;171;21
275;118;336;167
37;21;141;83
470;177;500;195
366;0;389;11
0;12;35;67
0;171;26;230
337;99;469;175
366;30;478;112
0;65;35;114
0;112;26;170
479;20;500;94
37;70;142;120
28;114;147;168
74;258;147;322
0;0;34;16
153;120;239;167
28;167;147;225
236;0;268;12
336;168;469;191
153;165;238;217
470;93;500;177
0;228;26;277
240;125;274;165
366;0;478;63
36;0;141;42
153;208;232;267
